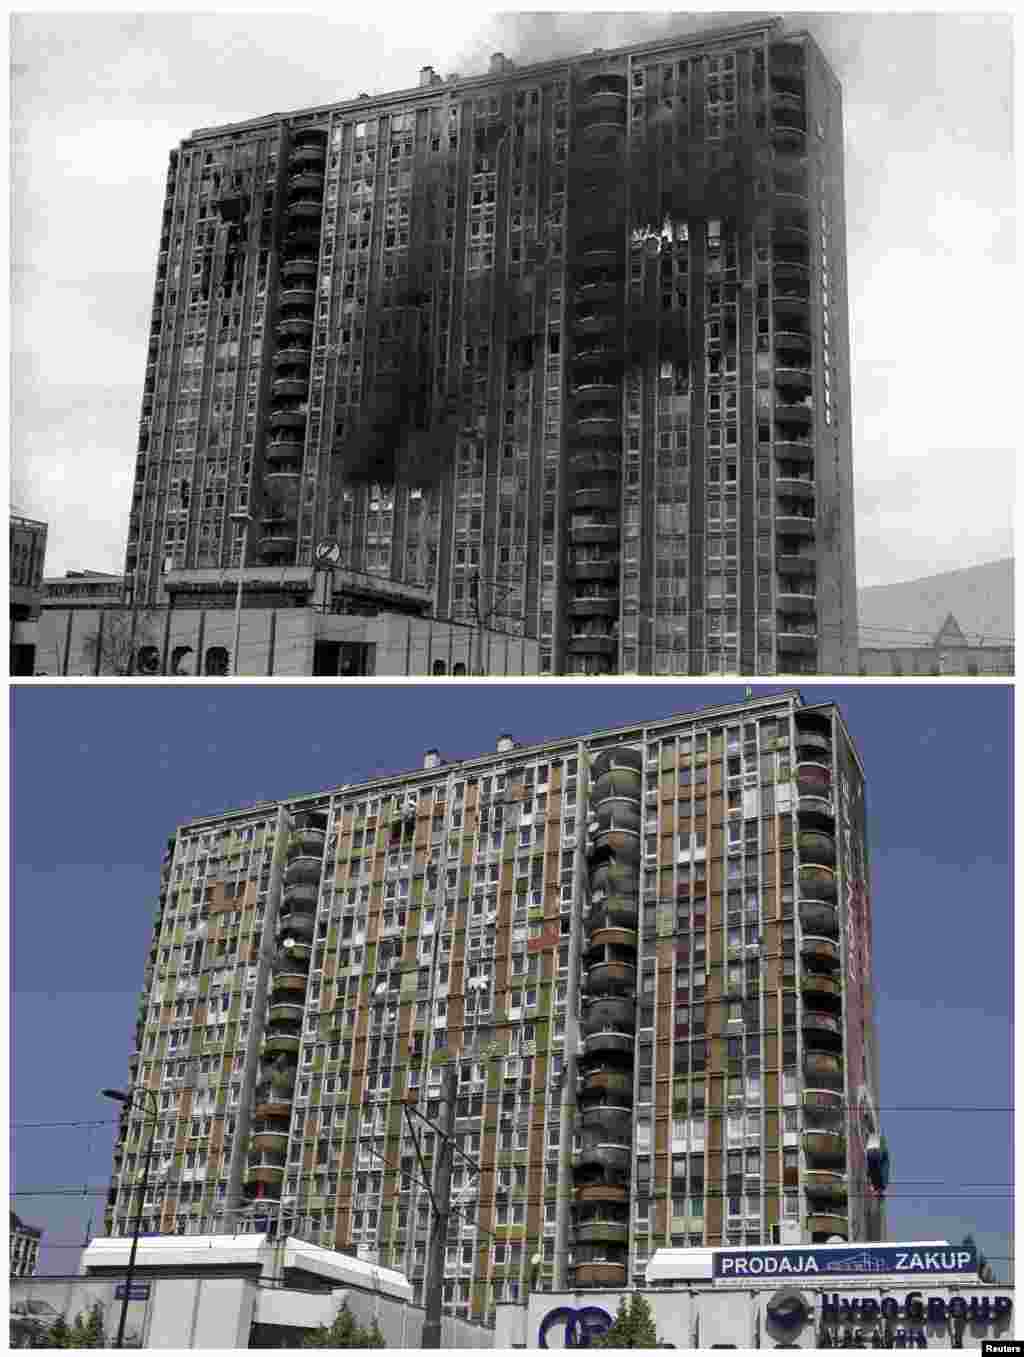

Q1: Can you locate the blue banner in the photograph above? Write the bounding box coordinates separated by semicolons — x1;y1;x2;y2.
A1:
714;1245;977;1280
114;1283;151;1300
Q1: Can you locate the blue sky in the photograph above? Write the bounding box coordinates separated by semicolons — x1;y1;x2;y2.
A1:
10;683;1014;1280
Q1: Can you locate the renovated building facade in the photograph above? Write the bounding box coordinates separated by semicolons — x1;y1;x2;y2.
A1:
125;18;856;675
105;690;881;1327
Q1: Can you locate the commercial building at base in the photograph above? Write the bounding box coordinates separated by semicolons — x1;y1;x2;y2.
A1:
125;17;857;676
9;1233;489;1349
496;1241;1014;1349
104;690;882;1327
37;565;538;675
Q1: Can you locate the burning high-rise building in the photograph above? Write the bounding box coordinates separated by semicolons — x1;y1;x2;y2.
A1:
126;18;857;675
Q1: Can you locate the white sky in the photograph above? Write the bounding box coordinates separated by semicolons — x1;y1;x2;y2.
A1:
10;6;1016;588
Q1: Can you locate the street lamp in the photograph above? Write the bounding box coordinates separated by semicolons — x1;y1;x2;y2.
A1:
229;510;255;676
101;1086;160;1349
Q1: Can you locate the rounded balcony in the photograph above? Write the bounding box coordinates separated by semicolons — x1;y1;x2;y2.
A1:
583;72;628;100
805;1170;848;1206
776;327;811;356
579;1099;632;1133
591;766;642;805
796;730;832;761
808;1213;849;1242
584;959;637;998
798;799;835;836
263;1031;301;1057
273;345;312;369
575;1219;629;1246
572;414;621;441
280;939;312;965
287;146;326;172
254;1094;293;1120
269;409;307;431
776;589;816;617
286;199;323;223
808;1129;851;1172
589;860;638;894
569;595;619;619
277;912;315;944
799;862;836;899
269;1001;305;1027
265;439;304;469
574;1261;628;1288
800;935;840;967
581;995;635;1038
284;854;322;885
282;880;318;911
587;925;639;954
801;972;841;1005
577;106;628;136
291;825;326;856
568;635;618;658
777;626;818;656
776;554;817;579
799;829;836;867
569;559;619;584
591;747;643;780
776;511;816;539
280;256;318;282
570;522;620;548
251;1127;290;1154
246;1160;286;1186
799;897;838;939
582;1029;634;1060
579;1066;634;1101
277;316;315;340
804;1049;844;1083
775;395;814;425
287;169;324;194
576;1182;629;1206
775;474;815;502
589;900;639;933
803;1087;844;1117
278;287;316;311
573;484;619;512
773;438;814;465
272;376;309;401
796;760;831;794
573;1142;631;1178
270;972;309;1000
802;1009;843;1046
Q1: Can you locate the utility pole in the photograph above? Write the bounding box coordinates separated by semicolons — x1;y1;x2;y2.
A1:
421;1061;457;1348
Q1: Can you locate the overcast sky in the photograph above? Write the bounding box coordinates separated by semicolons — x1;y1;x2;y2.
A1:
10;7;1015;588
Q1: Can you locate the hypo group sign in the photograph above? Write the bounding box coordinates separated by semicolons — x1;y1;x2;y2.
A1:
714;1245;978;1281
538;1305;613;1348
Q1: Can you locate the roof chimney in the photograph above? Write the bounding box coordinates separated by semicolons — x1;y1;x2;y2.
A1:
490;51;506;73
424;748;442;769
419;65;435;87
496;734;515;753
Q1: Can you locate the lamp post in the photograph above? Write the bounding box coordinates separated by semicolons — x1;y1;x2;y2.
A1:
102;1086;160;1349
229;510;254;676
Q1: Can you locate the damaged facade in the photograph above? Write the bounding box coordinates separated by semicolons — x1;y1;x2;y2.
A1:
125;18;856;675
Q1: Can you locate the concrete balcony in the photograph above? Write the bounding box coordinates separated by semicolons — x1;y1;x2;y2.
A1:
584;960;637;998
805;1172;848;1207
800;936;840;967
804;1130;847;1168
799;898;838;939
268;1002;305;1026
282;881;318;911
808;1212;849;1241
269;973;308;1000
578;1068;634;1100
573;1143;631;1178
801;972;841;1003
799;829;836;867
263;1032;301;1057
574;1261;628;1288
574;1220;629;1245
284;854;322;886
581;996;635;1037
582;1029;634;1059
576;1182;629;1206
587;926;639;953
251;1129;290;1154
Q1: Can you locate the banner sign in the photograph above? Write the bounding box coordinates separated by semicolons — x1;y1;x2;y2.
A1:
714;1245;978;1280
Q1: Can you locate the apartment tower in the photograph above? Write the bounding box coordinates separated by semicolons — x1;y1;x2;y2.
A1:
105;691;884;1323
125;18;857;675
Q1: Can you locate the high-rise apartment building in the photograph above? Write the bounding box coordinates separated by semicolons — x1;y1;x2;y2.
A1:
107;691;884;1324
125;18;857;676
